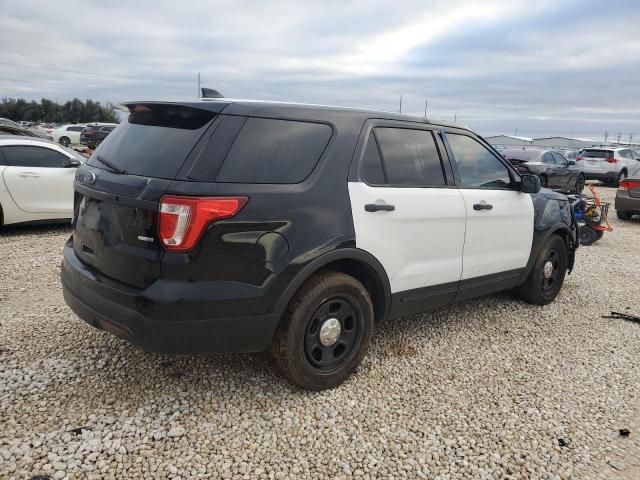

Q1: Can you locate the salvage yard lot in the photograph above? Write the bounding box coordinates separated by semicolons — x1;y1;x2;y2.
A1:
1;187;639;479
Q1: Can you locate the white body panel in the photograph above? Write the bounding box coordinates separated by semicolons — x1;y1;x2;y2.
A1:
348;182;467;293
2;166;76;213
457;189;534;279
0;138;83;225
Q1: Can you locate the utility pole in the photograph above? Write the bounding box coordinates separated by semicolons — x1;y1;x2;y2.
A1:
604;131;608;143
197;72;201;98
515;128;518;136
454;113;457;123
424;99;428;117
629;133;633;146
616;132;621;145
399;95;403;114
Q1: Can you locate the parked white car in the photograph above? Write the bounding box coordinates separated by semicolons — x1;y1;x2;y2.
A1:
52;124;87;146
0;136;85;226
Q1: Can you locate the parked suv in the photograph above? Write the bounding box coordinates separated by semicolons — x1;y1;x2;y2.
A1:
80;124;117;149
61;100;578;390
578;147;640;186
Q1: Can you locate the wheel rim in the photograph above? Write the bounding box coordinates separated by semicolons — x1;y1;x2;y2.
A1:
540;249;560;292
576;176;585;193
304;296;361;371
61;138;69;146
619;171;627;182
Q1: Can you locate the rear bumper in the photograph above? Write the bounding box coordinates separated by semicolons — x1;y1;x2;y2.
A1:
615;191;640;213
583;170;617;181
61;242;281;354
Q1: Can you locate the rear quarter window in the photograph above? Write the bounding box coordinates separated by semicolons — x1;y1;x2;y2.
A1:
215;117;332;184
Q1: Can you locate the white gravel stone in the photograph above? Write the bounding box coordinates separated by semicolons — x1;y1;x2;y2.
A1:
0;187;639;479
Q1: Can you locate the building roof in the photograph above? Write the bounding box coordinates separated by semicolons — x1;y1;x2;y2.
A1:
485;134;533;142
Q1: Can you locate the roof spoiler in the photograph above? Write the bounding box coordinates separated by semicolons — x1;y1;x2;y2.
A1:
201;88;223;99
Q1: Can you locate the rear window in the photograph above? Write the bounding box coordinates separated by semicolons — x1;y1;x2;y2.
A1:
87;104;216;178
582;149;612;158
215;117;332;184
502;149;541;162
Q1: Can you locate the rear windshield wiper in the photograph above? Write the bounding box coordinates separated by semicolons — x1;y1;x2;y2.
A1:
95;155;127;175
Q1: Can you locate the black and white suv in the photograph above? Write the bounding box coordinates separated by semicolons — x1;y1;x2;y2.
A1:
61;100;578;390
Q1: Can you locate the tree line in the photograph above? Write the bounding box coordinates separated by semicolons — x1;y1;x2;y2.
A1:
0;98;119;124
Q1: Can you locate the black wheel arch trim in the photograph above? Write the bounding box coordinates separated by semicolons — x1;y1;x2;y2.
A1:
523;223;576;280
273;248;392;321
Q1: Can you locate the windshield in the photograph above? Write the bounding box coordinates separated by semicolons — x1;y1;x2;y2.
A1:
87;104;216;178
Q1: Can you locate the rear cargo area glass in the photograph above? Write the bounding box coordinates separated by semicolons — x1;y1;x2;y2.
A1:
87;104;215;179
582;150;612;158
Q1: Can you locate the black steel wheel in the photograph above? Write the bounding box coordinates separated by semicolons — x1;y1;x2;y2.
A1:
271;272;374;390
540;248;561;293
304;296;362;371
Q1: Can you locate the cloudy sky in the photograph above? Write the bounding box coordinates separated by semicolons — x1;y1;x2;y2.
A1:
2;0;639;138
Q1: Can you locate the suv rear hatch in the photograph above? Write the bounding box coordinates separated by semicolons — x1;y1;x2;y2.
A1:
72;102;227;288
580;149;614;171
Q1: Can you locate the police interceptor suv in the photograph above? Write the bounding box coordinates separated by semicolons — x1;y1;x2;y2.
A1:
61;100;578;390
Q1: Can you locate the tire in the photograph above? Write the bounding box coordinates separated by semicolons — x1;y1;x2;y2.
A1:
613;170;627;188
271;272;374;390
539;175;548;188
594;230;604;242
617;210;633;220
59;136;70;147
573;174;585;194
578;226;598;246
513;235;568;305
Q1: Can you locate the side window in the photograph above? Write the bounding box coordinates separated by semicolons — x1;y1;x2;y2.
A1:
361;134;386;185
543;152;555;164
620;150;631;159
552;152;568;164
0;146;68;168
69;126;84;132
216;117;332;184
446;133;513;189
374;127;446;187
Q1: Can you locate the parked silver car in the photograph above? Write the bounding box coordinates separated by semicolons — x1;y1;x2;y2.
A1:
578;147;640;187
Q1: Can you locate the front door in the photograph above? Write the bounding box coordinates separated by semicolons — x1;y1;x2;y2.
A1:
444;132;534;286
0;145;75;213
348;125;467;308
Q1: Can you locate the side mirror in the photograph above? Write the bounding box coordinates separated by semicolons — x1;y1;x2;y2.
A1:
66;159;82;168
520;174;541;193
567;160;576;165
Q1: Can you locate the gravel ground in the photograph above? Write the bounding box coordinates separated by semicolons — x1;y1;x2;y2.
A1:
1;186;639;479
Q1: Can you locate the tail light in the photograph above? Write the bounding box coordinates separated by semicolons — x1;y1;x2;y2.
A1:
576;156;583;161
605;155;618;163
619;179;640;191
158;195;248;252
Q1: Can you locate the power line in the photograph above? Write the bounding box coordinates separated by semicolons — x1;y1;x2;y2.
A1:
0;61;190;85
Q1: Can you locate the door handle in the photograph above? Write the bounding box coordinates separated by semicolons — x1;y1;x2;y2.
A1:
365;203;395;212
19;172;40;178
473;203;493;211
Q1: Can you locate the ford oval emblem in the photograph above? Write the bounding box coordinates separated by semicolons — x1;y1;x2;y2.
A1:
76;170;96;185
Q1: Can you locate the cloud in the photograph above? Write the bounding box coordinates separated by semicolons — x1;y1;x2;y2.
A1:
1;0;639;137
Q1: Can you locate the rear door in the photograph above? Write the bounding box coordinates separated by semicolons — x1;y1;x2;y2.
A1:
0;144;76;213
444;132;533;282
349;123;466;306
581;149;611;174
